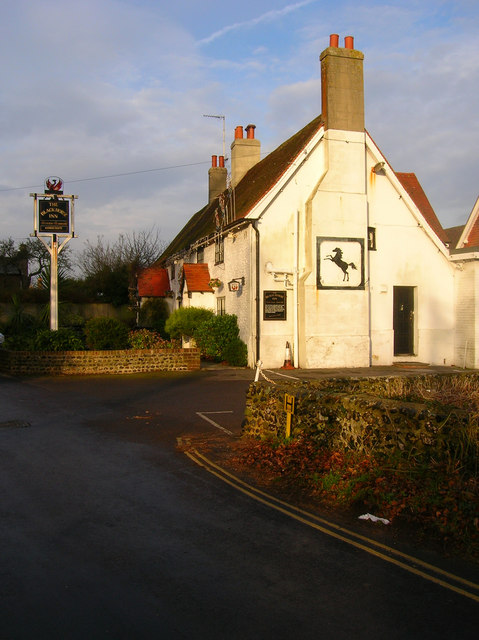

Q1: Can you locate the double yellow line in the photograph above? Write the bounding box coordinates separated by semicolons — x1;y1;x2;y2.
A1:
186;448;479;603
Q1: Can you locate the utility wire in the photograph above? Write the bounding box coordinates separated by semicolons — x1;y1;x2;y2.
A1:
0;159;211;193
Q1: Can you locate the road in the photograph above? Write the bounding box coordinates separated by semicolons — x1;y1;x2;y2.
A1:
0;369;478;639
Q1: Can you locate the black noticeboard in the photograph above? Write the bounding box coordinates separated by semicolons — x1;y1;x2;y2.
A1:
264;290;286;320
39;198;70;233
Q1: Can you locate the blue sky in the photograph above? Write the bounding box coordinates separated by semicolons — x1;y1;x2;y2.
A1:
1;0;478;258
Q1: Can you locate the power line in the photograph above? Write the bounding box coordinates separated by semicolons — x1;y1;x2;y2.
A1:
0;159;211;193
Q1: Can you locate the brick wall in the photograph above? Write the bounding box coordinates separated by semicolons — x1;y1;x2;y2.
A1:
0;348;200;376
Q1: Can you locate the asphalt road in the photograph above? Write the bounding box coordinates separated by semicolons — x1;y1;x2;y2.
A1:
0;369;478;639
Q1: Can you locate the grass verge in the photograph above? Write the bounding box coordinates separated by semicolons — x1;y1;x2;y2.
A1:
230;435;479;560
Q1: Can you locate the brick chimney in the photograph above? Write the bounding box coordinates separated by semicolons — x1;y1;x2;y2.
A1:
208;154;227;203
320;34;364;132
230;124;261;188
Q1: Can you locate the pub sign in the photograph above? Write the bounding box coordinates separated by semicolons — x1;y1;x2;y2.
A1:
39;198;70;234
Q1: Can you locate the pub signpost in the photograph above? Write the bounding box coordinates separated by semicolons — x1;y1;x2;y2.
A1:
30;177;78;330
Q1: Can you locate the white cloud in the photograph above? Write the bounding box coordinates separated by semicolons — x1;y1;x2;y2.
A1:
197;0;320;45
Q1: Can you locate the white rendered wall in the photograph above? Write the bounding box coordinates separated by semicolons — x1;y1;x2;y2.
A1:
453;259;479;369
255;131;329;368
201;227;254;363
366;147;455;366
298;130;370;368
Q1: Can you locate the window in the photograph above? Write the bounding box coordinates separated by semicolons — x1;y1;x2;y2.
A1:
215;236;224;264
170;263;175;280
197;246;204;263
216;296;225;315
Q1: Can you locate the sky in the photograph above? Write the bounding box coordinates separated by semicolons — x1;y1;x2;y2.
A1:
1;0;478;264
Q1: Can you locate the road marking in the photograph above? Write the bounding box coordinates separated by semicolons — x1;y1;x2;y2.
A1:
196;411;234;435
185;448;479;604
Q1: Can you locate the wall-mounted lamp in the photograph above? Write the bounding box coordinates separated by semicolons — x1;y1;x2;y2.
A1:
372;161;385;174
228;277;245;292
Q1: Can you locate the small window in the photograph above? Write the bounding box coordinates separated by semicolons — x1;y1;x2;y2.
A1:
216;296;225;315
197;247;204;263
368;227;376;251
215;236;224;264
170;263;176;280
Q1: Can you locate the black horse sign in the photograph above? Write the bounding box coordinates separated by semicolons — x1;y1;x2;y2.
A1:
317;237;365;289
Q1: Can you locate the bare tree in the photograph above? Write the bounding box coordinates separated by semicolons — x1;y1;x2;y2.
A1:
78;227;165;277
76;227;166;305
0;237;72;288
24;238;72;284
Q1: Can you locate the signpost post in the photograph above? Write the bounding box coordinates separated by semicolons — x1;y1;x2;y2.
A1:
30;177;77;331
284;393;295;438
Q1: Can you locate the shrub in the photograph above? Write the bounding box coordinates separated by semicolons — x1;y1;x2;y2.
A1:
84;317;129;350
3;295;39;335
128;328;171;349
139;298;169;335
3;333;36;351
33;328;85;351
164;307;214;340
194;314;247;364
222;336;248;366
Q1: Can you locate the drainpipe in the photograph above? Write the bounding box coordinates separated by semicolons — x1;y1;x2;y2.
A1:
293;210;299;367
254;221;261;363
366;144;372;367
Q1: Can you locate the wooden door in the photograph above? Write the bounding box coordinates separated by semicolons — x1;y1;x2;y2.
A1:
393;286;414;355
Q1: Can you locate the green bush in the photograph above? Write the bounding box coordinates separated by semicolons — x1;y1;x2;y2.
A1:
222;336;248;366
33;328;85;351
138;298;169;335
194;314;247;364
84;317;129;350
164;307;214;340
3;333;36;351
3;295;39;335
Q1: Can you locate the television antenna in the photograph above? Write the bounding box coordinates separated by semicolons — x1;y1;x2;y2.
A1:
203;114;226;159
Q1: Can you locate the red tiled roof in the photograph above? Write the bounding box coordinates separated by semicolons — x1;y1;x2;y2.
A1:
395;172;447;243
137;266;170;297
183;263;212;292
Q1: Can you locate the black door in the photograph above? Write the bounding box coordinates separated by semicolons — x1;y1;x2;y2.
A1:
393;286;414;355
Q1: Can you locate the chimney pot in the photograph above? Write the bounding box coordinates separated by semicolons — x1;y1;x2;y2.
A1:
219;155;225;168
329;33;339;48
245;124;256;139
211;155;218;167
234;125;244;139
344;35;354;49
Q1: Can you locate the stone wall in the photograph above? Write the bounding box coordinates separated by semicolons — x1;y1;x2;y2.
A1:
0;348;200;376
244;374;476;461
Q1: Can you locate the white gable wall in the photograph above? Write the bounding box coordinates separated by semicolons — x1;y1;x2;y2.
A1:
366;146;455;366
248;128;456;369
